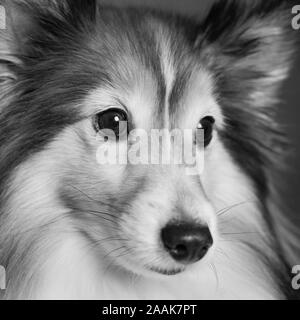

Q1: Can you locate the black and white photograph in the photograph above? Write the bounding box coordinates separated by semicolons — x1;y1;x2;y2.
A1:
0;0;300;303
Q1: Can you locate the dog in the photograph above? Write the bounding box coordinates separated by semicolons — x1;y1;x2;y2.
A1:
0;0;299;299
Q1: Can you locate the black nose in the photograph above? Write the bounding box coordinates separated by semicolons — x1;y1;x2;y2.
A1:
161;222;213;264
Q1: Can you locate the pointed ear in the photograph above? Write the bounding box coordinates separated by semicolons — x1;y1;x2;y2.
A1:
198;0;299;108
0;0;37;85
0;0;97;86
0;1;18;84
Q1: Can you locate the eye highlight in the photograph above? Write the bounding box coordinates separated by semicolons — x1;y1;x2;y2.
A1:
94;108;129;140
197;116;215;147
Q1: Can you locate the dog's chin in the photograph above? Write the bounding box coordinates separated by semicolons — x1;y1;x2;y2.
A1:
148;266;186;276
112;255;187;279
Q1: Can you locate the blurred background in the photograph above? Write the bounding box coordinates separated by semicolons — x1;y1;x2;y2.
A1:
104;0;300;228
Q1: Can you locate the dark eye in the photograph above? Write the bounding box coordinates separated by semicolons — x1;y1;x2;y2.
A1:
198;116;215;147
94;108;129;140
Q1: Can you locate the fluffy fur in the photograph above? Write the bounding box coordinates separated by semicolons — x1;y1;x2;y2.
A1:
0;0;299;299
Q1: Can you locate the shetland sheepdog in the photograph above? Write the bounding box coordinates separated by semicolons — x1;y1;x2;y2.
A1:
0;0;299;300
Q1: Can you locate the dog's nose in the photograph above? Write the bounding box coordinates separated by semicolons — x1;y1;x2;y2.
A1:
161;222;213;264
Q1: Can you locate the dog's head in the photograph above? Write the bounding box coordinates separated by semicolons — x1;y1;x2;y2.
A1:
0;0;297;278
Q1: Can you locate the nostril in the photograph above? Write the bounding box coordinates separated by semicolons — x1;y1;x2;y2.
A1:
199;245;209;256
161;222;213;265
169;244;189;261
175;244;187;254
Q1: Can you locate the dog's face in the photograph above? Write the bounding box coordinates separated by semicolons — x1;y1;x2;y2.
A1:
59;39;223;276
0;0;296;281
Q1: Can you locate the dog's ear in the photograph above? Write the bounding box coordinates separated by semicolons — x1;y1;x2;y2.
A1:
0;0;45;87
0;0;97;86
198;0;299;108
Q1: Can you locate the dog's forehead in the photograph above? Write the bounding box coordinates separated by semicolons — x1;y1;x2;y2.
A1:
85;21;218;129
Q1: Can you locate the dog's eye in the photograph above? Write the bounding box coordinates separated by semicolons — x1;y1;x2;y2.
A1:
197;116;215;147
94;108;128;140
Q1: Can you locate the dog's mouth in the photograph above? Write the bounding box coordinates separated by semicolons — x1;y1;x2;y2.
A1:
148;266;185;276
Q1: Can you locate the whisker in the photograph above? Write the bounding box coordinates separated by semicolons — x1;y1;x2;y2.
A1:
102;246;135;277
8;214;71;237
210;262;219;291
217;200;257;217
67;184;123;213
216;248;230;261
79;210;121;229
84;209;125;223
103;246;128;261
219;239;242;243
91;237;129;247
114;247;135;260
221;232;259;236
85;213;118;226
78;234;127;257
218;218;235;225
